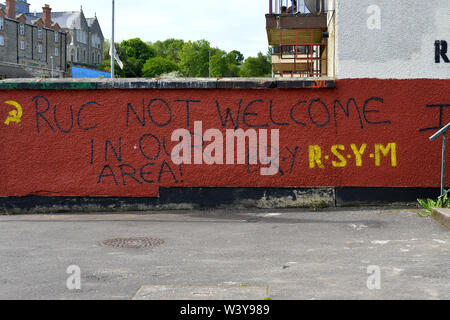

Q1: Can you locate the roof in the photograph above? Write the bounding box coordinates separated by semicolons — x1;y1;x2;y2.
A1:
23;13;39;25
34;11;82;29
86;17;96;27
0;4;99;32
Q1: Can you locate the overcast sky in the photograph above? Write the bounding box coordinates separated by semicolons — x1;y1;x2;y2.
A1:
26;0;269;58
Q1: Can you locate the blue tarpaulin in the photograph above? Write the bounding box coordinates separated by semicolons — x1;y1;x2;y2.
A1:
71;66;111;78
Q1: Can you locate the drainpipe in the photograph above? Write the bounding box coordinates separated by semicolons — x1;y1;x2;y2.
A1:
16;22;19;64
50;55;54;78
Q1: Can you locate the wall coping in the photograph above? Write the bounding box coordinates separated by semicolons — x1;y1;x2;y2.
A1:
0;77;336;90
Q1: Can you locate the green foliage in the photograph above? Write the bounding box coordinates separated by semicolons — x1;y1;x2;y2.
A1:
120;38;156;64
150;39;185;63
120;38;156;77
239;52;272;78
210;50;245;77
99;37;272;79
210;50;228;77
417;190;450;217
179;40;212;77
225;50;245;77
142;57;179;78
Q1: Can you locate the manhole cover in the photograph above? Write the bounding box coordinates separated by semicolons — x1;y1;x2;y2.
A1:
100;237;165;248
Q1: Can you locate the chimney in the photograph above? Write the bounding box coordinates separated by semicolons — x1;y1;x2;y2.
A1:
6;0;16;19
42;4;52;28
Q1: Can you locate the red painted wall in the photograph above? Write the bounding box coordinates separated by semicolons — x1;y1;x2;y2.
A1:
1;79;449;197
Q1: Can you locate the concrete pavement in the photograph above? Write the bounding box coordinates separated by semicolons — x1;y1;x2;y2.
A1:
0;207;448;300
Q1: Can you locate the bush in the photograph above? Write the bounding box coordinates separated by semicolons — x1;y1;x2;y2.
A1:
142;57;179;78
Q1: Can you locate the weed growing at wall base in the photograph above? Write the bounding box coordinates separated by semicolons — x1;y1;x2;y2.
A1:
417;189;450;217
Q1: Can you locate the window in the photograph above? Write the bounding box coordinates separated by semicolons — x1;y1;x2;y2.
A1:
55;47;59;57
0;35;4;46
38;28;42;39
0;17;4;30
92;35;100;48
54;31;58;42
78;30;87;44
38;43;43;53
19;23;25;35
20;40;24;50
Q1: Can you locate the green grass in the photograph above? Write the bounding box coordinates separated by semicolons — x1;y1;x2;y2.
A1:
417;189;450;217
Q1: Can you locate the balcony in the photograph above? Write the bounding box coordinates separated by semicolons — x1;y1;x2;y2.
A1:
266;1;330;78
266;0;328;45
268;0;330;15
271;41;328;78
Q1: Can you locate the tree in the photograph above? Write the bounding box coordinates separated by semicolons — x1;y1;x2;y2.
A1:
178;40;212;77
142;57;179;78
96;37;272;79
209;49;245;77
120;38;156;77
210;49;228;77
150;39;185;63
239;52;272;78
225;50;244;77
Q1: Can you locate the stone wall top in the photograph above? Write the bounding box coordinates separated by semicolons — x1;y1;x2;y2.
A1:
0;77;336;90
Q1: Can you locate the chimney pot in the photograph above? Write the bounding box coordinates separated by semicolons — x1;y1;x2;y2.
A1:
6;0;16;19
42;4;52;28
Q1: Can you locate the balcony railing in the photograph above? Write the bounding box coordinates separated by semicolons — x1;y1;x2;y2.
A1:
271;29;328;78
268;0;328;15
273;45;311;55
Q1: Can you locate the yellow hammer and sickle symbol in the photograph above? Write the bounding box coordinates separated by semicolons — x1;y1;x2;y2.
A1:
4;100;23;125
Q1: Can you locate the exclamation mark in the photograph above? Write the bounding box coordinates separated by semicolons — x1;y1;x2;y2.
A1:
90;138;94;165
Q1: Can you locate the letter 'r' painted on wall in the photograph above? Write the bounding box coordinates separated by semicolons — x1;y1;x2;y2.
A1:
435;40;450;63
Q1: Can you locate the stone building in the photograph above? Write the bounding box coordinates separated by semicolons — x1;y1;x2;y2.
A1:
0;0;68;78
0;0;104;78
40;7;104;67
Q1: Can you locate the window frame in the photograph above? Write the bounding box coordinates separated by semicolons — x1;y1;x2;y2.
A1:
55;47;59;57
38;28;42;39
20;40;25;50
54;31;58;43
19;23;25;35
0;17;4;30
0;35;5;46
38;43;43;53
